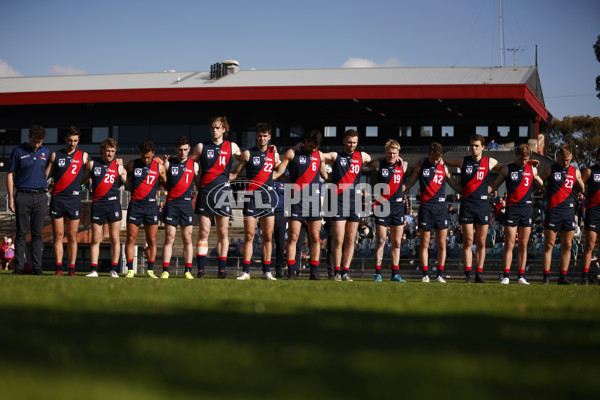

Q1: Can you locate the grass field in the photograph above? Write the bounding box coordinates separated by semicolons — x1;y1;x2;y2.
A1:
0;271;599;400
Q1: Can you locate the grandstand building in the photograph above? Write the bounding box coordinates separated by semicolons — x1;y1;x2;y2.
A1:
0;60;550;165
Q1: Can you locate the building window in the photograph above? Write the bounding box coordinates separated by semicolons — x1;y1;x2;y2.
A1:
324;126;337;137
366;126;378;137
399;126;412;137
275;127;280;138
497;126;510;138
519;126;528;137
476;126;488;137
23;128;58;143
441;126;454;137
92;127;109;143
344;126;358;134
246;130;256;148
290;126;304;138
0;129;20;145
119;125;150;144
420;126;433;137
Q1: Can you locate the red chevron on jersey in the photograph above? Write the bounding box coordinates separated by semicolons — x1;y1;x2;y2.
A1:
462;156;488;199
53;150;83;195
93;160;118;201
375;163;404;206
131;159;159;202
336;151;363;195
589;189;600;208
246;148;275;192
167;158;195;202
200;141;231;188
421;163;445;204
507;163;533;206
294;150;320;192
547;166;576;209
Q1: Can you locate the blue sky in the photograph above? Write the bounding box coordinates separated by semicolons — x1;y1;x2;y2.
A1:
1;0;598;119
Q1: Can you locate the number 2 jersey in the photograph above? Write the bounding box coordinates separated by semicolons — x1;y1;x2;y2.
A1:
51;149;84;198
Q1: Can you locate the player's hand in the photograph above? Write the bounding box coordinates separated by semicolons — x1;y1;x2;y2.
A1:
293;142;303;152
527;159;540;167
268;145;278;153
8;198;15;213
154;157;164;164
116;158;123;166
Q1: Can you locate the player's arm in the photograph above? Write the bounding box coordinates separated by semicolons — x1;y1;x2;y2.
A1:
82;151;89;166
489;157;502;171
443;157;462;168
124;160;134;190
81;160;93;183
118;164;128;188
361;151;372;164
403;158;424;191
159;163;168;186
231;142;242;161
488;164;508;194
6;172;15;213
162;155;170;170
319;151;329;181
192;142;203;162
45;152;56;180
321;151;337;165
445;165;462;192
230;150;250;181
532;166;545;192
575;168;585;193
273;149;293;181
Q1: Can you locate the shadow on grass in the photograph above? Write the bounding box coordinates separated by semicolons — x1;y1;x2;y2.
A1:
1;305;599;399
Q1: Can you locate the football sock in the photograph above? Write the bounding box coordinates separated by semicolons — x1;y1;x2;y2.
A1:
464;266;472;277
162;262;169;272
243;260;251;274
196;254;206;272
310;260;319;275
262;260;271;273
437;265;444;278
422;265;429;277
218;257;227;272
185;263;192;273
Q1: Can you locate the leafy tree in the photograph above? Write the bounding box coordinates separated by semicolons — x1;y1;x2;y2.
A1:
595;35;600;100
546;116;600;168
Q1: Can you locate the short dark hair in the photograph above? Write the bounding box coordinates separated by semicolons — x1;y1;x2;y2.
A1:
139;141;155;154
29;125;46;141
343;129;359;139
256;123;271;134
65;126;81;137
175;136;190;148
304;129;323;146
470;134;486;146
515;143;531;158
100;138;118;151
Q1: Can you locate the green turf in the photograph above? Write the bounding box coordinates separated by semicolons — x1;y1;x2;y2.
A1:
0;271;599;399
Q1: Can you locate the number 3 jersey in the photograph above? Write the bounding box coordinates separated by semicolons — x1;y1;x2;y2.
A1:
130;158;160;205
505;162;534;207
91;159;120;203
51;149;84;198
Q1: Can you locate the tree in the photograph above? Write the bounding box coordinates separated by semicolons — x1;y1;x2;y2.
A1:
595;35;600;100
546;116;600;168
